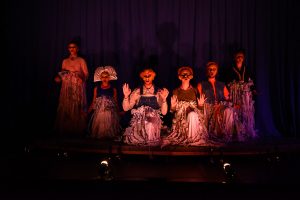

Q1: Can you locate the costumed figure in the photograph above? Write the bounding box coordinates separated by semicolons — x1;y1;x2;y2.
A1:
162;66;208;147
88;66;120;139
122;68;169;146
54;41;89;136
198;62;245;143
227;49;257;139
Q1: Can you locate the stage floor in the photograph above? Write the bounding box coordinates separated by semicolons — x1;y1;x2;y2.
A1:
28;136;300;156
3;137;299;181
1;137;300;199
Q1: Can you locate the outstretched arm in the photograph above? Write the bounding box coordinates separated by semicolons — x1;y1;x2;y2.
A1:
122;83;139;111
170;95;178;112
197;83;203;95
54;60;66;83
197;93;206;107
158;88;169;115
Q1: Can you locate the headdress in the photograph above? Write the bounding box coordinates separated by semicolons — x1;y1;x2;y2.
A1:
94;66;118;82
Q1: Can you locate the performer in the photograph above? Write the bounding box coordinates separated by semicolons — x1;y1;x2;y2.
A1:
162;66;208;146
54;40;89;137
88;66;120;139
227;49;257;139
198;62;245;142
122;68;169;146
227;49;252;83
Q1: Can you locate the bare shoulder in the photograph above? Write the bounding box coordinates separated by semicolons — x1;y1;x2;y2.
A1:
78;57;87;63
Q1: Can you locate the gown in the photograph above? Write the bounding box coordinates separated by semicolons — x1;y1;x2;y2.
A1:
123;86;164;146
162;87;209;147
89;86;120;139
55;71;87;136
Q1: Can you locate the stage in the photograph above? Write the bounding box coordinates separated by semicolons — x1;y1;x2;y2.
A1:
4;137;300;182
24;136;300;157
1;136;300;199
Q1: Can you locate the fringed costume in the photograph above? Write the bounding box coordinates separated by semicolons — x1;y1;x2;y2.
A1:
228;79;257;140
123;86;165;146
55;71;87;136
89;86;120;139
162;87;208;146
201;79;244;143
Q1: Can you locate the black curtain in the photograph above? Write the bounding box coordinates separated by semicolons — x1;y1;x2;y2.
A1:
4;0;300;145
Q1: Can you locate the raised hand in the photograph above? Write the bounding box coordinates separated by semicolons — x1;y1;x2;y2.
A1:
171;95;178;108
122;83;131;98
197;93;207;107
158;88;169;101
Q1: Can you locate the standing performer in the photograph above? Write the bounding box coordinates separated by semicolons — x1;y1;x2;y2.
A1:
88;66;120;139
227;49;257;139
54;40;89;137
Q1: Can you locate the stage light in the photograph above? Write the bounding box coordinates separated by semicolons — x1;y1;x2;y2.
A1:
98;158;114;181
24;145;31;154
223;162;231;172
222;162;236;183
266;154;281;163
57;151;69;160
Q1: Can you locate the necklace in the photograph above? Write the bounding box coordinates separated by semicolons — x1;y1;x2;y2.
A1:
144;85;153;93
233;66;245;81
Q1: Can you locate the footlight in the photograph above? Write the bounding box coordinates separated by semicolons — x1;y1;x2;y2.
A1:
98;158;114;181
222;162;236;183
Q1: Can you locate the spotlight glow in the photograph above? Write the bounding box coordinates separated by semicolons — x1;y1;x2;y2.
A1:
98;158;114;181
101;160;109;166
223;163;231;170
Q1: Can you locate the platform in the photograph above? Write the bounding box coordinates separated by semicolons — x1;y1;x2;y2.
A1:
2;136;300;199
28;137;300;157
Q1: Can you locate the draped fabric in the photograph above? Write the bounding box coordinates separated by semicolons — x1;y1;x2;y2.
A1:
4;0;299;140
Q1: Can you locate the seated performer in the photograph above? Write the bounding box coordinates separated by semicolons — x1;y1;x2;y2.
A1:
198;62;245;143
87;66;120;139
122;68;169;146
162;66;208;147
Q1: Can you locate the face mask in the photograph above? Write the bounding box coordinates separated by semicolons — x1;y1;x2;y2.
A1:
180;73;192;78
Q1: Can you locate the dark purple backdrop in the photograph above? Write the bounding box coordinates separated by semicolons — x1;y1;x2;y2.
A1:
4;0;300;145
